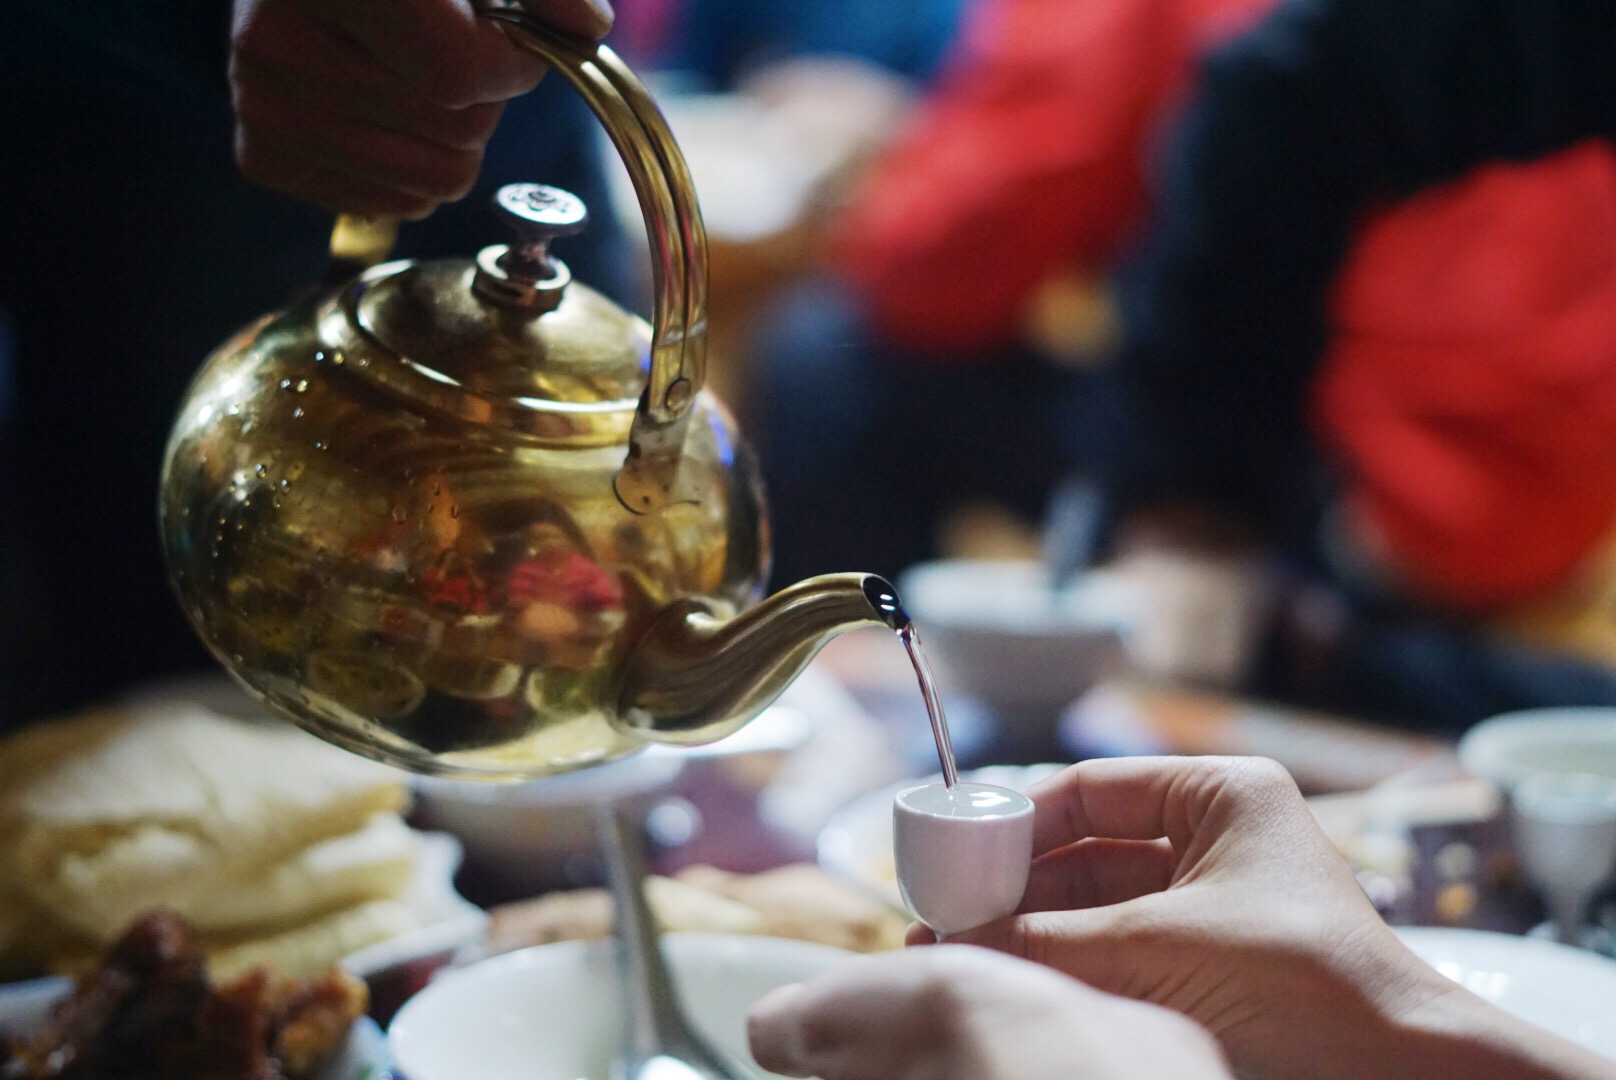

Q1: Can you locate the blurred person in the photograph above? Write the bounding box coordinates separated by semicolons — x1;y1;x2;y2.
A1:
749;0;1278;589
808;0;1616;728
748;755;1616;1080
618;0;967;89
0;0;626;730
1101;0;1616;726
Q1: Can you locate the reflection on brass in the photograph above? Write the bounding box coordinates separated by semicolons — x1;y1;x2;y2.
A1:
160;15;894;780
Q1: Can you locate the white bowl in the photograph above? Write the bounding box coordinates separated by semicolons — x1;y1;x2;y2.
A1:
412;702;818;898
896;560;1134;754
412;748;687;897
1457;708;1616;791
388;933;857;1080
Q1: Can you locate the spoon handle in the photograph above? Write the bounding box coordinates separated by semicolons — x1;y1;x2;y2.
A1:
597;805;759;1079
599;804;686;1056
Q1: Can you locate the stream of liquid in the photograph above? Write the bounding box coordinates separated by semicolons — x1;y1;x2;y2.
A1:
863;578;959;788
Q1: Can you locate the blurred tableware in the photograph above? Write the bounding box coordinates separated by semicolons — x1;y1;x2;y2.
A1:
0;978;393;1080
412;746;686;900
1509;772;1616;948
817;763;1064;909
1040;476;1107;591
1063;680;1448;795
598;806;756;1079
1458;707;1616;791
412;700;819;900
894;559;1134;761
893;782;1034;937
341;832;488;978
1106;547;1272;689
340;831;489;1022
388;933;855;1080
1396;926;1616;1059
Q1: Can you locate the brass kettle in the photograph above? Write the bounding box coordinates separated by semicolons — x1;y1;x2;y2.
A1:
159;12;903;780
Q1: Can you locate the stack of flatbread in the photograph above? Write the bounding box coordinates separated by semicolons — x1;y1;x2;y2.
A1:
0;704;423;980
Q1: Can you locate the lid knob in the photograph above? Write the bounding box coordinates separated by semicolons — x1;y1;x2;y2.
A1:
474;183;590;311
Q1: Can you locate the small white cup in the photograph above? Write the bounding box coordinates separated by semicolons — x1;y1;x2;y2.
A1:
893;781;1036;937
1511;771;1616;946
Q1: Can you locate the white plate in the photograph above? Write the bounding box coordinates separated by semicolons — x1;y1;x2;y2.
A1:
1458;708;1616;791
816;763;1066;909
389;932;855;1080
342;831;487;981
0;831;484;1000
1397;926;1616;1058
0;977;393;1079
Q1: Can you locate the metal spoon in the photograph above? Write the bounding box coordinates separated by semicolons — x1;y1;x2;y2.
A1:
596;804;760;1080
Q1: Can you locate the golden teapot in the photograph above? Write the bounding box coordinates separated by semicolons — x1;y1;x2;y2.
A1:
159;11;905;780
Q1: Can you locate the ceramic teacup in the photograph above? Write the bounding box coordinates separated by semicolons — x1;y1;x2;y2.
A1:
1510;771;1616;946
893;781;1035;937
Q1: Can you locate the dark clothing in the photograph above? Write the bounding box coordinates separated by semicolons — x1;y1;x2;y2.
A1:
752;280;1098;589
1113;0;1616;537
651;0;969;87
1111;0;1616;728
0;2;627;727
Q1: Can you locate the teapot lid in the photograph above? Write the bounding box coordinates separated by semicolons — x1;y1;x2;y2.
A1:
339;184;648;409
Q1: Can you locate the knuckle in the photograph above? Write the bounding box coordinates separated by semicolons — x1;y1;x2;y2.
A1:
1230;755;1298;796
1003;914;1046;965
442;151;482;200
423;44;481;109
231;90;279;133
436;102;503;152
399;146;482;203
233;133;277;184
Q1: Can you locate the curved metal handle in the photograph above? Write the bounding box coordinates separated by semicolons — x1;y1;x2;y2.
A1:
329;13;708;513
488;14;707;513
486;12;708;423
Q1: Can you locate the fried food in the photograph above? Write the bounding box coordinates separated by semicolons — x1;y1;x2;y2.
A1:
1;911;366;1080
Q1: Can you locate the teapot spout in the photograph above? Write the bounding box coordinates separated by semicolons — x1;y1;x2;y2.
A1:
616;573;905;744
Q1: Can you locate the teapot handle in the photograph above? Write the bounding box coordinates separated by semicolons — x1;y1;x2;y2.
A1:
329;13;708;515
486;11;708;513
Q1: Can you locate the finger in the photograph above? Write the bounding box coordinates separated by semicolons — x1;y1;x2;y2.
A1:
515;0;616;39
1018;837;1176;913
903;922;937;947
748;984;817;1078
750;973;956;1080
1025;756;1300;855
234;93;486;203
314;0;547;109
950;903;1150;1002
234;36;506;152
235;134;440;219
